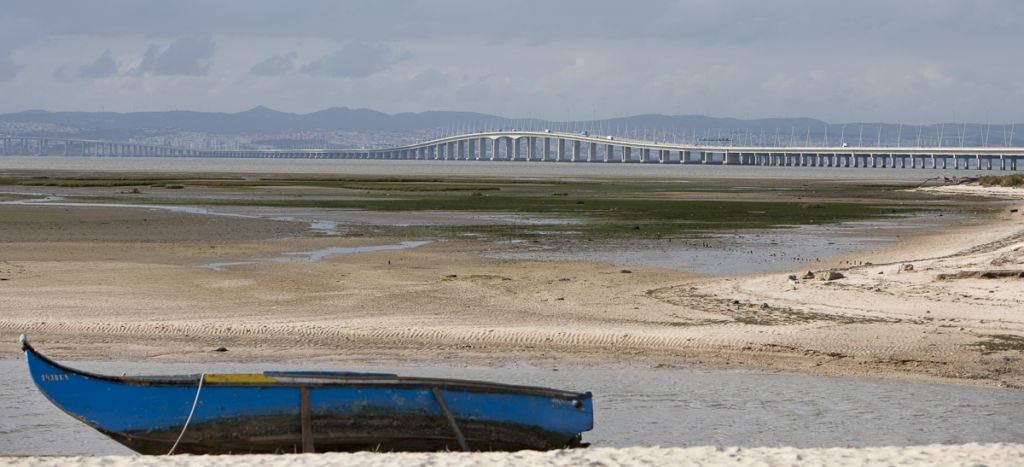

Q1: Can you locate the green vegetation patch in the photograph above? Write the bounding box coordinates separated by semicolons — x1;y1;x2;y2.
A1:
52;191;921;241
979;174;1024;188
971;334;1024;354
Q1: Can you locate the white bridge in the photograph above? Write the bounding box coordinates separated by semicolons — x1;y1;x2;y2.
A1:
4;131;1024;170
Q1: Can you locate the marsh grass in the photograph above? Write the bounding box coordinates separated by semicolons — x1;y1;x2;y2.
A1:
978;174;1024;187
4;175;932;240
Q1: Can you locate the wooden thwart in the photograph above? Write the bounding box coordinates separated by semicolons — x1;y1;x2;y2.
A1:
432;387;470;452
300;387;314;453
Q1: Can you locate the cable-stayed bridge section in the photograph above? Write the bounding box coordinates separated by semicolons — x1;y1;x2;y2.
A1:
4;131;1024;170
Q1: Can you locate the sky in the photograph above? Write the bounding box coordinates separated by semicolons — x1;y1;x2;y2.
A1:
1;0;1021;124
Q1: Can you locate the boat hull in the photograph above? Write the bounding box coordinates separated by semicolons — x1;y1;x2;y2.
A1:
106;411;581;454
22;337;592;454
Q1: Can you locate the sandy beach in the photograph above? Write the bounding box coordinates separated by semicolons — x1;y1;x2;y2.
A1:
2;184;1022;388
3;444;1024;467
2;172;1023;464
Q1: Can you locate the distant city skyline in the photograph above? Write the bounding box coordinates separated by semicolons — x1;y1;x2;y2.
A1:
1;1;1022;125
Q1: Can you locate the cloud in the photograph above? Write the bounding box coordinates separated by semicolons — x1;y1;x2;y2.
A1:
1;1;1023;123
135;36;215;76
0;52;23;81
250;52;296;76
79;49;118;78
301;42;407;78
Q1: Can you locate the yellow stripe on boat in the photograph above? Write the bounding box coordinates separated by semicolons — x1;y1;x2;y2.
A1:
204;374;278;383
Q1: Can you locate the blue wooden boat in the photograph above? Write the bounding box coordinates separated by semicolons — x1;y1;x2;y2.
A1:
21;335;593;454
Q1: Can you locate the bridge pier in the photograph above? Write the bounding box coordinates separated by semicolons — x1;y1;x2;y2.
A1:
3;133;1023;171
504;138;513;161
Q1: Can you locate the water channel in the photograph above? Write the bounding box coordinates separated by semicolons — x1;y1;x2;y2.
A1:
2;359;1021;455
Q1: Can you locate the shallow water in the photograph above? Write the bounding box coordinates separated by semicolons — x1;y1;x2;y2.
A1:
495;212;957;276
196;241;433;271
1;358;1021;455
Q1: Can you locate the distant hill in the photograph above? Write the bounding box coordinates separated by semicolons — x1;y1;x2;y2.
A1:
1;107;1018;147
0;106;517;135
0;106;828;136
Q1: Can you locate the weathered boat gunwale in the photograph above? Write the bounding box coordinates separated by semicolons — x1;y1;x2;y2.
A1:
22;337;203;386
21;338;589;401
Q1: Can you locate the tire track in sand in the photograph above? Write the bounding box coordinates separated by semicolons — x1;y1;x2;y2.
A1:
1;318;750;353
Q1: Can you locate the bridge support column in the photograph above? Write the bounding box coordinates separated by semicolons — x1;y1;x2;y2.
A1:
505;138;514;161
622;147;631;162
557;139;565;162
589;142;598;162
605;144;614;162
572;140;581;162
543;138;551;161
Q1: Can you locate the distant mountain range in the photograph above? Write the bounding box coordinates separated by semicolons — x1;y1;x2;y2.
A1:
0;106;829;135
1;107;1018;148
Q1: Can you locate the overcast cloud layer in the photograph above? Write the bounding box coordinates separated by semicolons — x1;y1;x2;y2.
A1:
1;0;1021;124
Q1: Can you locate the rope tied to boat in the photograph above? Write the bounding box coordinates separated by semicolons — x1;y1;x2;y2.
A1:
167;373;205;455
